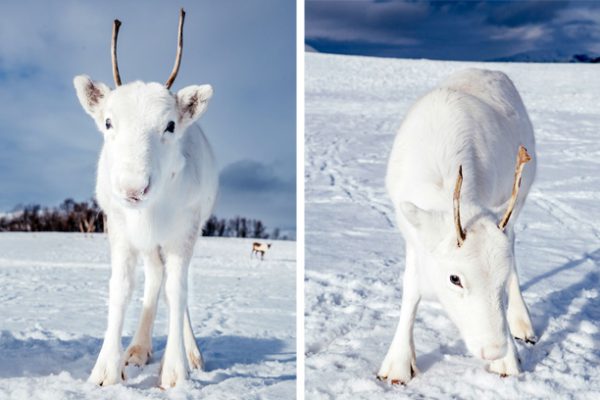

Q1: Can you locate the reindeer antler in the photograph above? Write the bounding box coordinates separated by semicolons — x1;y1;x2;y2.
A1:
498;145;532;230
111;9;186;89
453;165;466;247
111;19;122;87
165;8;186;89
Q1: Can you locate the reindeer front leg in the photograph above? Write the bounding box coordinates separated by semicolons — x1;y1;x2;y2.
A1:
489;329;521;376
160;242;194;388
378;246;421;385
125;248;164;367
89;232;138;386
507;268;536;346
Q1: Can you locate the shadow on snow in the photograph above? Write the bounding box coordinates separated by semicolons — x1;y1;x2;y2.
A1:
0;333;295;385
521;248;600;372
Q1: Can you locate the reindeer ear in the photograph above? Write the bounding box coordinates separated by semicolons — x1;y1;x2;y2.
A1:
400;202;447;229
73;75;111;120
401;202;432;228
400;202;451;249
176;84;213;127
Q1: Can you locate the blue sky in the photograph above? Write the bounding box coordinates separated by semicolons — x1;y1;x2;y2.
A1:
306;0;600;60
0;0;296;233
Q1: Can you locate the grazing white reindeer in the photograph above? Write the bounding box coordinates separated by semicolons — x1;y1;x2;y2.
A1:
377;69;537;385
251;242;272;260
73;9;217;388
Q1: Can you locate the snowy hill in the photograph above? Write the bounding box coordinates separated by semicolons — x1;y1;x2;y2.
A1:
0;233;296;399
305;53;600;399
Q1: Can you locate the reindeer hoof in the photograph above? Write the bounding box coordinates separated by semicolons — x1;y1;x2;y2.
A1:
187;349;204;370
89;354;125;386
376;374;405;385
525;336;537;345
125;344;152;367
159;356;188;389
514;335;537;345
376;365;414;386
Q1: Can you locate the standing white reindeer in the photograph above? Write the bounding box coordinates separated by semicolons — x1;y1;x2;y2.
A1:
377;69;537;385
73;9;217;388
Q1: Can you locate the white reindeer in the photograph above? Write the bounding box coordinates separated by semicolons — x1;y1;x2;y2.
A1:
377;69;537;384
73;9;217;388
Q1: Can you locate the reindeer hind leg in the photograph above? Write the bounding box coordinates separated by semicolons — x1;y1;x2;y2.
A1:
183;307;204;370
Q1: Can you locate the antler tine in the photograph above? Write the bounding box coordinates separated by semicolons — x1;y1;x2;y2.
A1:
111;19;122;87
165;8;186;89
453;165;466;247
498;145;532;230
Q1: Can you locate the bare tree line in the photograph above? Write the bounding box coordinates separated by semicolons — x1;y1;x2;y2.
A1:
0;199;287;240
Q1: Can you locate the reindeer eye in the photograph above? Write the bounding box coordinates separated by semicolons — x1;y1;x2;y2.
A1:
450;275;463;288
165;121;175;133
105;118;112;130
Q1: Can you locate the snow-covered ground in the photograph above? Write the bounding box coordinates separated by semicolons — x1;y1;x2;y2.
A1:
0;233;295;399
305;53;600;399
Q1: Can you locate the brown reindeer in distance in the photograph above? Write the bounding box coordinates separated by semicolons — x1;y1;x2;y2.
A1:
251;242;272;260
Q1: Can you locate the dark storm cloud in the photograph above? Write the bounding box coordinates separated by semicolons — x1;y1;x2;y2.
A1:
220;160;294;193
481;1;568;27
307;1;429;43
306;0;600;61
216;160;296;233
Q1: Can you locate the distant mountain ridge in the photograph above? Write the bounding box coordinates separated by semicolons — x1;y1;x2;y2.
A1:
305;43;599;63
491;50;600;63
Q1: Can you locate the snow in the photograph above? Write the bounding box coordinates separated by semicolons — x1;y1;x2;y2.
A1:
0;233;296;399
305;53;600;399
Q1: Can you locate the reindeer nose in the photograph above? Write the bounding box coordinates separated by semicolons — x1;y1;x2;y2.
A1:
122;179;151;202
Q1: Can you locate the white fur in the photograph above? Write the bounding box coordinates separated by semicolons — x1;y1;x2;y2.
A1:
378;69;536;384
74;75;217;388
